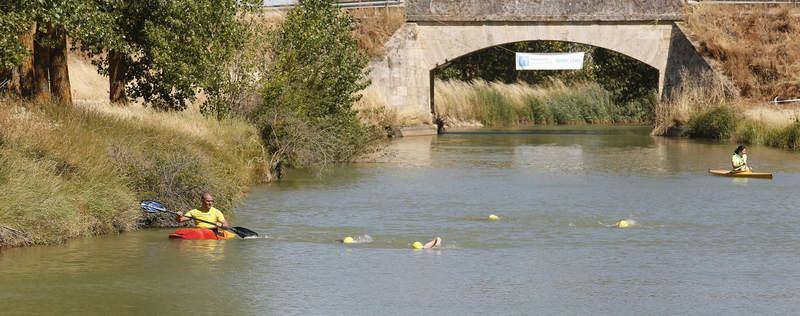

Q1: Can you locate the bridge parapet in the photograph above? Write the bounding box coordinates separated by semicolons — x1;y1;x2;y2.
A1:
406;0;685;22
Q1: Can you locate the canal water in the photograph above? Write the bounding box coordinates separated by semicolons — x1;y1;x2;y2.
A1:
2;126;800;315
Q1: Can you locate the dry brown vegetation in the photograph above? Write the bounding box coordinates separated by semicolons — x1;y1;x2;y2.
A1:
356;89;432;128
653;70;741;135
683;4;800;100
349;7;405;58
251;7;404;59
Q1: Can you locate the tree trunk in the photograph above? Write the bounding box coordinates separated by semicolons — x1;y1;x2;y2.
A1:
9;68;21;95
32;24;52;103
108;50;127;103
0;68;11;94
48;27;72;105
17;22;36;98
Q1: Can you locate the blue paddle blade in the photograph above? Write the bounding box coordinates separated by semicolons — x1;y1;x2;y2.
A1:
140;200;167;213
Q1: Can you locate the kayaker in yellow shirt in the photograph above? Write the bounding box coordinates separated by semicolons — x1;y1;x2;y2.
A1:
176;192;229;231
731;145;751;172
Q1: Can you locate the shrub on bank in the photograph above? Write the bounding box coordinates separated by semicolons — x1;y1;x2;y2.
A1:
686;106;737;139
0;99;265;248
716;116;800;151
768;122;800;151
253;0;383;181
733;120;770;145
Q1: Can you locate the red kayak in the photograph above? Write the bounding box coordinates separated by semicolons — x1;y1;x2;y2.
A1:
168;228;236;240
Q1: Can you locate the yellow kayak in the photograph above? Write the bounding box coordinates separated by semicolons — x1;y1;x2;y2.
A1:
708;169;773;179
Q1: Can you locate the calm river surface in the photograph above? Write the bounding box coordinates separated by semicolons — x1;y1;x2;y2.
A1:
2;126;800;315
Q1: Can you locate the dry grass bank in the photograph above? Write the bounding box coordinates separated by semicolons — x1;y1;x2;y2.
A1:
0;98;266;248
349;7;405;58
683;4;800;100
657;5;800;146
653;70;739;135
256;7;404;59
654;69;800;150
355;89;432;130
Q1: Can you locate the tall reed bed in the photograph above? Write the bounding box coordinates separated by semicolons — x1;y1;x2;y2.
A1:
653;69;738;135
661;94;800;151
734;120;800;151
0;98;266;248
434;79;653;127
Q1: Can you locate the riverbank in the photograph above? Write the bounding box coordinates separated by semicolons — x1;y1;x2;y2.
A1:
654;74;800;151
652;4;800;150
0;98;267;248
681;4;799;100
680;105;800;150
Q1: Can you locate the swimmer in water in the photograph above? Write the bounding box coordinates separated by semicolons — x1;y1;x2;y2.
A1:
412;237;442;249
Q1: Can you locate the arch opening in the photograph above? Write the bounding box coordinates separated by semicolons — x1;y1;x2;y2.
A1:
430;40;660;130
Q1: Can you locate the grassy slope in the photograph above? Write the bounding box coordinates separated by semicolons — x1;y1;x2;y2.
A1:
0;99;265;248
0;7;401;248
683;5;800;100
656;5;800;149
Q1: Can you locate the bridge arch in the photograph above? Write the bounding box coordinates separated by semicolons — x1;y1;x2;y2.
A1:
435;39;659;76
429;39;661;120
426;25;669;73
368;22;675;117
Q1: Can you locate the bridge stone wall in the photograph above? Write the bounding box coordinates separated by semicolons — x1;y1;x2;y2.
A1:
406;0;684;22
366;1;712;125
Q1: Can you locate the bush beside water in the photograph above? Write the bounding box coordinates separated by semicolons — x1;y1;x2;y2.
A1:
740;122;800;151
683;105;800;151
686;106;737;139
0;100;266;248
764;123;800;151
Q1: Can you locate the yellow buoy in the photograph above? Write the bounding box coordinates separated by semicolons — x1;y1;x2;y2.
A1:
412;241;423;249
615;220;631;228
342;236;355;244
488;214;500;221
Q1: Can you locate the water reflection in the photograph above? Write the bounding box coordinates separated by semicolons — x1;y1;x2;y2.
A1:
514;144;585;172
172;238;229;263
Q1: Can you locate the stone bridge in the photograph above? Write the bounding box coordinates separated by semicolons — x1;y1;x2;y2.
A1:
367;0;710;121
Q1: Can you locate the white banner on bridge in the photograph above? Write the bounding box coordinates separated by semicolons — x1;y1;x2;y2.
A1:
515;52;585;70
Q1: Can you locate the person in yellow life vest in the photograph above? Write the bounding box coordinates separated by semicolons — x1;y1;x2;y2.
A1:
731;145;751;172
176;192;229;233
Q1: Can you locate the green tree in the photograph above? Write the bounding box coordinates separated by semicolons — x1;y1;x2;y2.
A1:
0;8;28;72
80;0;254;110
0;0;120;103
253;0;379;180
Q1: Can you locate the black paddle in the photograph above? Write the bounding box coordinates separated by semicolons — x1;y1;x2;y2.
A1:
140;200;259;239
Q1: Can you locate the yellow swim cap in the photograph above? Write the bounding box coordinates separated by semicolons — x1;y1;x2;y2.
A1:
616;220;630;228
488;214;500;220
412;241;423;249
342;236;355;243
